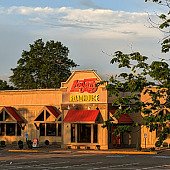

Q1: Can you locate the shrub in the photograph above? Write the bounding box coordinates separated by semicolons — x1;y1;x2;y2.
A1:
163;142;168;147
155;141;162;147
18;140;23;149
0;141;6;147
45;140;49;145
27;140;33;149
149;147;155;151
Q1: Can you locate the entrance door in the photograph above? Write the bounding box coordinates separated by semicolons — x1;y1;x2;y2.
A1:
108;126;121;148
77;124;91;143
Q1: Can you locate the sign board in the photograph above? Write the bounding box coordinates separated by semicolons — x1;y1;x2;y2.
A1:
32;138;39;148
70;78;98;93
25;133;28;139
70;94;99;102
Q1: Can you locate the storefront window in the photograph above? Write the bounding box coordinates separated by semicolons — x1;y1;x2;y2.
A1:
93;124;98;143
40;123;61;136
71;124;75;142
6;123;15;136
0;123;21;136
5;112;10;121
58;123;61;136
17;124;21;136
77;124;91;143
40;123;45;136
0;123;5;136
0;112;3;121
46;123;56;136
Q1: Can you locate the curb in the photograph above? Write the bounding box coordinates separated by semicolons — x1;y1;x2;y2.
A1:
8;149;39;153
76;150;157;155
7;149;157;155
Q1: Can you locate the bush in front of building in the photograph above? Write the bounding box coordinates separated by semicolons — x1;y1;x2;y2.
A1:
149;147;155;151
155;140;162;147
0;141;6;147
27;140;33;149
162;142;169;148
18;140;23;149
44;140;49;145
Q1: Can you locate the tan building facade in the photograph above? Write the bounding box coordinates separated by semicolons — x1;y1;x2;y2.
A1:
141;87;170;148
0;70;149;149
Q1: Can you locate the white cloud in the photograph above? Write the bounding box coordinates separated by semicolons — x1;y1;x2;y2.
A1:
0;6;162;40
0;5;166;79
5;6;55;15
29;17;44;23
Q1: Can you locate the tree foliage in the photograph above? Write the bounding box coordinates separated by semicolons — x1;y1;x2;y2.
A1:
103;0;170;148
10;39;78;89
105;51;170;146
0;79;14;90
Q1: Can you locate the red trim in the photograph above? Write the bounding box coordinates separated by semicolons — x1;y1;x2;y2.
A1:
46;106;60;118
109;110;133;124
118;114;133;124
64;110;100;123
4;106;24;123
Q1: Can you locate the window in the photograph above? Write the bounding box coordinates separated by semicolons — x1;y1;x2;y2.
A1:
35;111;44;121
46;123;56;136
40;123;61;136
6;123;15;136
0;108;22;136
93;124;98;143
0;123;5;136
35;107;62;137
0;112;3;121
5;112;10;121
46;111;50;120
0;123;21;136
58;123;61;136
17;124;21;136
71;124;75;142
77;124;91;143
40;123;45;136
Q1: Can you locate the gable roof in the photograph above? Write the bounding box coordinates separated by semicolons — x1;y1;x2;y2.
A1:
34;106;61;121
46;106;61;118
2;106;25;123
109;110;133;124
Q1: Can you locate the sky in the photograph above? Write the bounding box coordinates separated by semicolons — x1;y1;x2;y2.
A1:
0;0;168;81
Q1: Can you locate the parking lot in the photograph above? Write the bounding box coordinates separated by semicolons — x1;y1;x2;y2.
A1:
0;149;170;170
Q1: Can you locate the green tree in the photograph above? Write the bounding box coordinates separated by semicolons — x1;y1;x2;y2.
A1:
102;0;170;148
0;79;14;90
104;51;170;147
10;39;78;89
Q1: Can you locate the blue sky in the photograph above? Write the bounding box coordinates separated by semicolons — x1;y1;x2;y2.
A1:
0;0;168;81
0;0;160;12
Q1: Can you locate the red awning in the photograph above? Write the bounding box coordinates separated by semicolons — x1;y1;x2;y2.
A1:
64;110;100;123
46;106;60;118
4;106;25;123
109;110;133;124
118;114;133;124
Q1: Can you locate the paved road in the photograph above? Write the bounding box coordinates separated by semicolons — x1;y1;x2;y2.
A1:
0;151;170;170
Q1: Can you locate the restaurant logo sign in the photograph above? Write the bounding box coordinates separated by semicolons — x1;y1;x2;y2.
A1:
70;94;99;102
70;78;98;93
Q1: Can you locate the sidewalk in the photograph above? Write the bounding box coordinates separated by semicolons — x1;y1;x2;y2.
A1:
3;144;157;155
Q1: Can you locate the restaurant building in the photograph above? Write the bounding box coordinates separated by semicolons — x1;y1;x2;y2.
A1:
0;70;165;149
141;87;170;148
